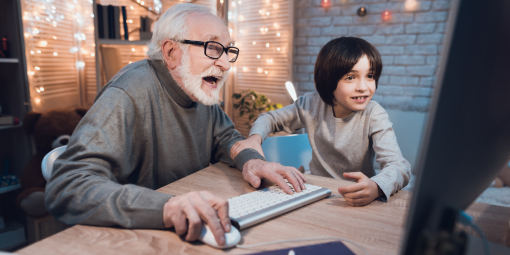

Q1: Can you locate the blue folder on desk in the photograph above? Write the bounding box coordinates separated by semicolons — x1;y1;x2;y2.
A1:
247;241;355;255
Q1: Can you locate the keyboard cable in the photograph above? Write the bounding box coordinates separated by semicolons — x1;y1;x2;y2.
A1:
236;236;369;255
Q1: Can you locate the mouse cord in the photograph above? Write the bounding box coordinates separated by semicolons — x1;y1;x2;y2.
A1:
236;236;369;255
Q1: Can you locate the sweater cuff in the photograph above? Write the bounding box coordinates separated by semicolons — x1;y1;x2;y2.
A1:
144;191;175;229
233;148;266;171
370;175;393;202
249;128;269;144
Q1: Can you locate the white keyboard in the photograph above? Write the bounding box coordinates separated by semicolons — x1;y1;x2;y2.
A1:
228;183;331;230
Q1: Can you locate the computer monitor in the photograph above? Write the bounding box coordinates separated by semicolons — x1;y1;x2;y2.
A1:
401;0;510;254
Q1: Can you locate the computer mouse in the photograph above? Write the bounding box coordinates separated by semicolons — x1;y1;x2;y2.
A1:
198;224;241;249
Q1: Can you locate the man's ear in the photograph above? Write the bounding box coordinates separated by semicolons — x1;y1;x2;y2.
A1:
23;111;42;134
161;39;179;69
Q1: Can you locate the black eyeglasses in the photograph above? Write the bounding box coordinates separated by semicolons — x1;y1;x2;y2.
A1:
178;40;239;63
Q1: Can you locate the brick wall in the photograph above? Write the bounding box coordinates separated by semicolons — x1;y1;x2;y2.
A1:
293;0;452;112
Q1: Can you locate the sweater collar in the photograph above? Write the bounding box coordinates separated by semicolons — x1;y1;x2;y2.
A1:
149;59;197;108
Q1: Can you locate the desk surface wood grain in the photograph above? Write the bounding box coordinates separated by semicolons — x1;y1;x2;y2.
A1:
17;163;510;255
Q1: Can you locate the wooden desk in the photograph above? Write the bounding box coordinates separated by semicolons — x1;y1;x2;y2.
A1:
17;163;510;255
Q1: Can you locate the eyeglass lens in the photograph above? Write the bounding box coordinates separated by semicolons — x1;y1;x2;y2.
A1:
205;42;239;62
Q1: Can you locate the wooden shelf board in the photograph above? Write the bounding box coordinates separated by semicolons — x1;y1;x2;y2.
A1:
0;183;21;195
0;58;19;63
0;122;23;131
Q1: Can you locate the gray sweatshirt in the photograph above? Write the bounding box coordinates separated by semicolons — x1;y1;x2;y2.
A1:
45;59;264;229
249;92;411;201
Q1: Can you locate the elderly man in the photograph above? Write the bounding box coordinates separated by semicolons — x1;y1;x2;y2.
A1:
45;3;306;246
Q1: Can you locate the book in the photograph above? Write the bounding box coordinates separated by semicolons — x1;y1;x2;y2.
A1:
121;6;129;40
0;115;19;126
107;5;114;39
97;4;104;38
114;6;121;40
102;5;109;40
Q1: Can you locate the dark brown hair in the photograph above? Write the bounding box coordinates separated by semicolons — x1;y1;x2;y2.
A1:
314;37;382;106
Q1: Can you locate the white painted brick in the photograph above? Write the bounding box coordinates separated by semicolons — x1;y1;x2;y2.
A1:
368;3;401;14
333;16;354;25
380;95;414;110
308;37;332;46
389;76;420;85
296;0;312;8
383;65;407;75
386;35;417;45
325;7;342;16
386;13;414;23
341;5;365;15
433;1;451;11
355;14;382;24
294;56;311;64
415;12;448;22
404;86;433;97
349;25;377;35
298;64;315;73
394;55;425;65
417;34;444;44
302;7;326;17
308;17;332;27
419;77;435;86
297;27;321;37
296;19;308;28
381;56;394;65
376;24;405;35
295;73;309;81
361;35;386;45
299;82;316;91
377;46;405;55
426;55;438;65
321;26;348;36
372;94;384;102
406;65;436;76
406;45;437;55
378;75;390;84
296;46;322;55
310;74;315;81
408;97;430;111
436;23;447;33
311;55;318;64
295;37;307;46
405;23;436;34
378;85;405;95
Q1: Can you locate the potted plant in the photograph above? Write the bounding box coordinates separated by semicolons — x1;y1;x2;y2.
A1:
232;90;282;128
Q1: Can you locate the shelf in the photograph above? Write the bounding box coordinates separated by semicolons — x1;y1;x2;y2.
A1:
0;122;22;131
0;183;21;195
0;58;19;63
98;39;150;45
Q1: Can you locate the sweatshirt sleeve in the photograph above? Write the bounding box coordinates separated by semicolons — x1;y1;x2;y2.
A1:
45;87;173;229
210;105;265;171
249;96;308;142
368;104;411;202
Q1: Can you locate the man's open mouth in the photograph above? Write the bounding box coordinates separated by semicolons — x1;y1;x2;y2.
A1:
203;76;220;85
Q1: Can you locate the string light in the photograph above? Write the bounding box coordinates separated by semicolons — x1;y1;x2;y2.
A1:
257;68;263;73
39;41;47;47
277;32;281;36
53;52;58;56
91;53;95;57
35;98;41;104
36;50;41;53
257;55;261;59
265;70;269;74
321;0;331;8
35;66;40;70
405;0;419;11
253;41;256;45
231;1;235;7
132;48;136;52
266;43;270;47
40;87;44;91
266;12;270;16
130;5;134;10
29;71;35;75
277;47;281;51
243;67;248;71
53;36;57;40
30;51;35;54
382;10;392;21
259;10;263;14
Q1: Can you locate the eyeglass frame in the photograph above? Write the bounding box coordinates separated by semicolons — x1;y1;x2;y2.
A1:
177;40;240;63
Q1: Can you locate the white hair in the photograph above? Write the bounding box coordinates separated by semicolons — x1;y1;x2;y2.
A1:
147;3;219;60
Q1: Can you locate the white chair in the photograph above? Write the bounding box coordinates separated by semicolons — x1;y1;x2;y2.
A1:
41;145;67;181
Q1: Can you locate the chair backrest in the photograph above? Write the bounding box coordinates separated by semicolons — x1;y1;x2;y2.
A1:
41;145;67;182
261;134;312;170
100;46;123;82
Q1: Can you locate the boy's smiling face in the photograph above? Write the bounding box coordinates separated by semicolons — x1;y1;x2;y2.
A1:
332;55;376;118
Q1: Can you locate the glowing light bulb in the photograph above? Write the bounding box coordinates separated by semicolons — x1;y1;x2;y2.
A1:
129;61;133;64
39;41;47;47
132;48;135;52
266;43;270;47
239;15;244;21
29;71;35;75
266;12;270;16
240;29;243;33
265;70;269;74
273;3;279;8
238;0;242;4
90;13;94;18
128;19;133;23
277;32;281;36
41;5;46;9
36;50;41;53
257;55;260;59
53;52;58;56
77;61;85;68
35;66;40;70
40;87;45;91
259;10;263;14
35;98;41;104
70;47;78;53
36;88;40;93
91;53;95;57
30;51;35;54
265;28;268;32
260;28;264;32
257;68;263;73
382;10;392;21
52;21;57;27
231;2;235;6
405;0;418;11
277;47;281;51
141;1;144;5
24;33;29;37
253;41;256;45
53;36;57;40
130;5;134;10
243;67;248;71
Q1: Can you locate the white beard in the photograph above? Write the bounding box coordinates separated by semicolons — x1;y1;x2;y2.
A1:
176;49;229;105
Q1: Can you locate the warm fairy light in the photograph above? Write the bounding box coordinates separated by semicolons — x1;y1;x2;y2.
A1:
382;10;392;21
36;88;40;93
52;21;57;27
257;55;260;59
128;19;133;23
35;66;40;70
238;0;242;4
90;13;94;18
277;32;281;36
91;53;95;57
277;47;281;51
405;0;418;11
36;50;41;53
259;10;263;14
24;33;29;37
274;23;279;28
60;15;65;19
253;41;256;45
273;3;279;8
266;12;270;16
77;61;85;68
70;47;78;53
35;98;41;103
220;0;223;3
265;28;268;32
131;48;135;52
243;67;248;71
33;28;40;34
29;71;35;75
141;1;144;5
266;43;270;47
30;51;34;54
51;6;56;9
266;59;273;63
240;29;243;33
40;5;46;9
136;0;140;3
265;70;269;74
40;87;44;91
130;5;134;10
257;68;263;73
53;52;58;56
321;0;331;8
239;15;244;21
53;36;57;40
260;28;264;32
129;61;133;64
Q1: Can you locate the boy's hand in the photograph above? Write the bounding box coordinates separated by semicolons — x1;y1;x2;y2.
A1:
338;172;383;207
230;134;265;159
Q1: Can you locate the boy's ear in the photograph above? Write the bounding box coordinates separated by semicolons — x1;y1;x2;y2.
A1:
23;111;42;134
75;108;88;118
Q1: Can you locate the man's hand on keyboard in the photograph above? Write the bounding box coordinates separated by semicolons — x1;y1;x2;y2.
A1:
337;172;384;206
162;191;231;246
242;159;307;195
230;134;265;159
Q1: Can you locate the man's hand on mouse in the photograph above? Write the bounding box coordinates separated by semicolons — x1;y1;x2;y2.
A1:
337;172;383;206
163;191;230;245
242;159;307;194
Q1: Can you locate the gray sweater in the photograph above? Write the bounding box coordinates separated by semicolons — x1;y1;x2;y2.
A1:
249;92;411;201
45;59;264;229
